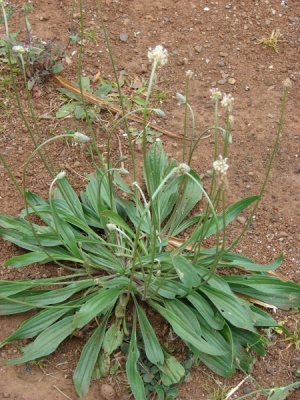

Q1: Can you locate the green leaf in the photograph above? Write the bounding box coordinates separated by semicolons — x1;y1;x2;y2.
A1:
102;319;124;355
56;102;77;118
220;252;284;273
3;251;53;267
166;170;203;236
0;296;88;344
74;105;86;119
172;255;201;288
73;315;109;399
157;354;185;386
79;76;91;92
223;275;300;310
136;303;164;365
150;300;226;356
199;284;255;331
187;291;225;330
94;83;112;97
73;288;120;328
126;314;147;400
49;201;83;260
149;278;188;299
4;316;75;364
56;176;86;222
51;62;63;74
192;195;259;240
164;299;202;337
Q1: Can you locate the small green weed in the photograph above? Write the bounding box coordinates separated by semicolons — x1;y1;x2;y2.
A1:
0;4;63;90
257;29;282;53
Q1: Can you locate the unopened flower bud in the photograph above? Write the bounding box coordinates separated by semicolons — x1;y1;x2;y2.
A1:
73;132;90;143
176;163;191;176
12;45;26;54
176;93;186;104
106;223;117;231
119;167;129;175
56;171;66;180
153;109;166;118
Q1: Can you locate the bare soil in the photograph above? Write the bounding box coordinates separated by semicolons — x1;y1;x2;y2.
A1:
0;0;300;399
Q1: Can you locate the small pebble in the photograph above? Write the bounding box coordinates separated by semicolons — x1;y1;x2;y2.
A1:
194;45;202;53
100;384;116;400
243;387;254;394
228;78;236;84
119;32;128;42
73;161;81;168
267;366;275;374
237;216;247;225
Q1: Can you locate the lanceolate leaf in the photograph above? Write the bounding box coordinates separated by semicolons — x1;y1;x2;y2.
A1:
150;300;226;356
164;299;202;337
4;316;75;364
172;255;201;288
219;252;284;273
73;315;109;399
187;291;225;330
157;354;185;386
224;275;300;310
73;288;121;328
0;296;91;345
136;303;164;365
126;313;147;400
199;285;255;331
102;319;124;355
191;195;259;240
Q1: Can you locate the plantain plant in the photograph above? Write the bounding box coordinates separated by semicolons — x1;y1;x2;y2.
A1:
0;1;300;399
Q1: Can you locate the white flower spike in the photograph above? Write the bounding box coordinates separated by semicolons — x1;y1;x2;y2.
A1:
148;45;168;66
213;155;229;175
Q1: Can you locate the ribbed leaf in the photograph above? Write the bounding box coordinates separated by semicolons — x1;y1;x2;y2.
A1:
136;303;164;365
73;315;109;399
55;176;86;222
166;170;203;236
50;201;82;259
224;275;300;310
150;300;226;356
157;355;185;386
0;228;41;252
164;299;202;337
187;291;225;330
220;252;284;272
149;279;188;299
250;305;277;327
172;255;201;288
126;314;147;400
3;251;54;268
102;319;124;354
0;296;89;345
73;288;120;328
199;285;255;331
192;195;259;239
4;316;75;364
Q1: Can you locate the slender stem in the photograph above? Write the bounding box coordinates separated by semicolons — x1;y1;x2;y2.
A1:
226;85;289;253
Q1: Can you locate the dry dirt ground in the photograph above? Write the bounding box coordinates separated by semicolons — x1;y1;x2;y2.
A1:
0;0;300;399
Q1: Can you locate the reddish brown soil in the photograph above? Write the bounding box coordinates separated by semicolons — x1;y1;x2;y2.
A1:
0;0;300;399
